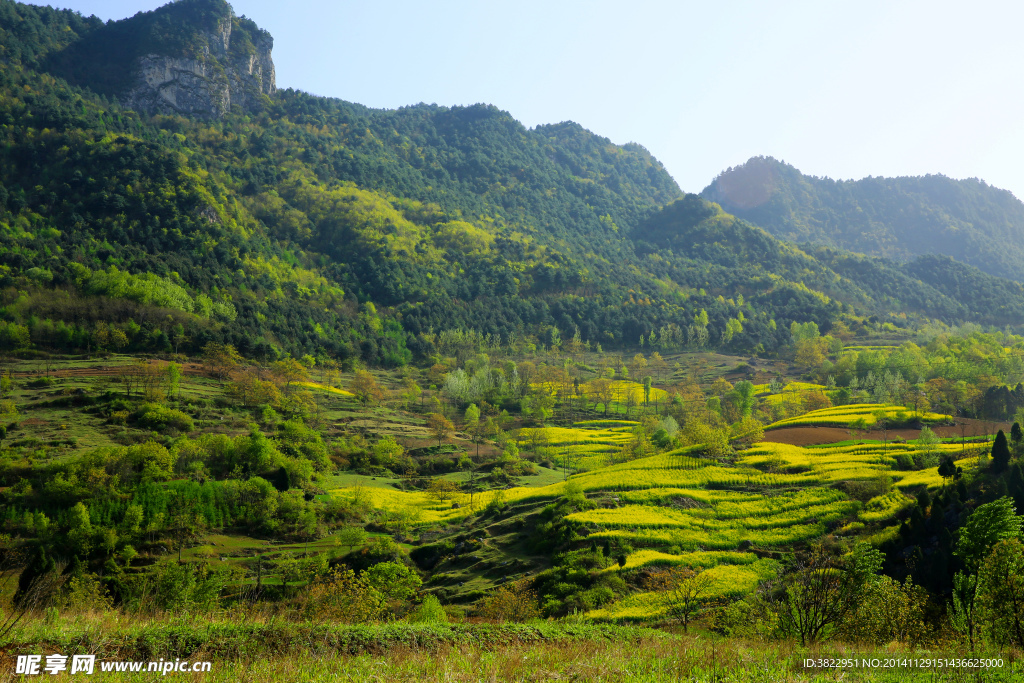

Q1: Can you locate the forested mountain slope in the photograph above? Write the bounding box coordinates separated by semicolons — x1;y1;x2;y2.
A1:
701;156;1024;282
0;0;1021;366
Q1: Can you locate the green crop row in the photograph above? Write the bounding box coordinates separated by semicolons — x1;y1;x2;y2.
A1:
603;549;760;572
859;490;914;523
568;499;853;533
588;523;826;551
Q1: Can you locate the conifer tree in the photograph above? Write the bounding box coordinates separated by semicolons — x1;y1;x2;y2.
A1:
992;429;1011;474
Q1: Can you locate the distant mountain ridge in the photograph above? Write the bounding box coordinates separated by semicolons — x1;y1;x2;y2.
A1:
701;156;1024;282
0;0;1022;364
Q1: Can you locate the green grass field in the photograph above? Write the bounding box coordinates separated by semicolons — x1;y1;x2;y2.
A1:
6;616;1018;682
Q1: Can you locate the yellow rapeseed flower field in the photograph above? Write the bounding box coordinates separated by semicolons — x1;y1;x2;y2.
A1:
766;403;950;429
859;489;914;523
587;559;780;622
293;381;355;397
602;549;759;572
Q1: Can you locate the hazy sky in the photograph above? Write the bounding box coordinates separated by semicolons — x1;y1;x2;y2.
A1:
50;0;1024;197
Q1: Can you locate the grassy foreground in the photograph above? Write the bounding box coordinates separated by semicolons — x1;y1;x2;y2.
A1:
4;617;1020;681
187;642;1020;683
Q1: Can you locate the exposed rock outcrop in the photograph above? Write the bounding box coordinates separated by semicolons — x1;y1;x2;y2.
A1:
121;11;275;118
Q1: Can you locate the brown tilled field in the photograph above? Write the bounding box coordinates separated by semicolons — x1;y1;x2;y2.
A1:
763;417;1010;447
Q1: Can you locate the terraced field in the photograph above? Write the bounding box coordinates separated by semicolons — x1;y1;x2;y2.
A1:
569;486;855;550
766;403;951;429
520;421;639;471
751;381;825;394
588;559;781;622
330;415;979;624
293;381;355;397
753;381;828;406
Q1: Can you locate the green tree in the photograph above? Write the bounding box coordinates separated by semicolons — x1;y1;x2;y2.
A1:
992;429;1011;474
956;497;1023;571
916;426;941;467
849;416;869;441
165;361;181;400
726;380;756;419
364;561;422;612
950;496;1023;648
427;478;459;502
949;571;979;647
67;502;93;558
168;493;207;563
338;526;368;553
372;435;405;470
409;594;448;623
204;343;242;383
872;408;891;455
521;392;555;423
938;455;962;482
464;403;480;427
272;358;310;394
977;538;1024;647
466;404;485;458
839;575;929;645
590;377;614;416
399;377;422;409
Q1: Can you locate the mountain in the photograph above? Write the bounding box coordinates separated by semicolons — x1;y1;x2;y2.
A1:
0;0;1022;366
2;0;274;118
701;156;1024;282
631;197;1024;330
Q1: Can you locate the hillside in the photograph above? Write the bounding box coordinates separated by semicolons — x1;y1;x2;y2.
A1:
701;156;1024;282
632;196;1024;328
0;0;1022;371
3;322;1024;666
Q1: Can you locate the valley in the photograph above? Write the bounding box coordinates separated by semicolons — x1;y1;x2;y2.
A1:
1;0;1024;680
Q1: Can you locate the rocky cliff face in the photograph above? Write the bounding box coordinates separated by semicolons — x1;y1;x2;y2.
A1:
121;12;275;119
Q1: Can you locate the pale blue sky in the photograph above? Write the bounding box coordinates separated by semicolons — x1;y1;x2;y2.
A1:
50;0;1024;198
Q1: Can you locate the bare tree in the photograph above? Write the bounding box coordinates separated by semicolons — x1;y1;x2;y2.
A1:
768;545;881;645
2;556;67;642
647;566;714;633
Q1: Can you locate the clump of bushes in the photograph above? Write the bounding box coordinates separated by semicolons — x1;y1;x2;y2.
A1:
134;403;194;432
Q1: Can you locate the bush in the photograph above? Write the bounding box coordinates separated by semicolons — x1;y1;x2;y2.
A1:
134;403;194;432
58;573;113;613
479;581;540;622
409;594;448;623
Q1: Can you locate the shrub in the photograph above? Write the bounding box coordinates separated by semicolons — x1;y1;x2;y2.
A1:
58;573;112;613
480;580;540;622
135;403;194;432
409;594;448;623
